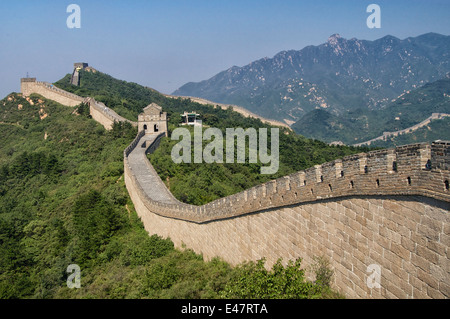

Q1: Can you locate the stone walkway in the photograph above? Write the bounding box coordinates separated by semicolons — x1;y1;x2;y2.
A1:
127;134;178;204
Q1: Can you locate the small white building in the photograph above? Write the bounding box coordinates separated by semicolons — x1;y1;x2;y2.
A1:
181;111;201;126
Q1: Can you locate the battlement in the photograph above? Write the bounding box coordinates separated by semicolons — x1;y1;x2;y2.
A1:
124;132;450;224
85;97;137;129
74;62;88;69
124;134;450;299
21;78;84;106
21;77;36;83
36;81;85;101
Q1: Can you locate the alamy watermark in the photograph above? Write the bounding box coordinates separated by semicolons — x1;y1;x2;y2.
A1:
66;4;81;29
366;263;381;289
66;264;81;289
171;124;280;175
66;4;380;30
366;4;381;29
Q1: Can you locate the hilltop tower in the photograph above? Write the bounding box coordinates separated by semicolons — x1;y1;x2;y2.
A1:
20;77;37;96
138;103;168;136
71;62;88;86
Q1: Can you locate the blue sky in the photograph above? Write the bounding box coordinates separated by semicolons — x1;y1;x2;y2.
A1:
0;0;449;98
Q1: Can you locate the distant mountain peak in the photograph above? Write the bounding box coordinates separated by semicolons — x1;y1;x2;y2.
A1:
172;32;450;123
379;34;400;43
327;33;343;45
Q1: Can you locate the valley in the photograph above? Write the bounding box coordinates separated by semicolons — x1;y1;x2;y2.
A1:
173;33;450;147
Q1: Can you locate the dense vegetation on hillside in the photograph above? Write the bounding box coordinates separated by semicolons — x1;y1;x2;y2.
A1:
0;93;341;299
368;117;450;148
292;76;450;145
55;70;166;121
55;70;368;205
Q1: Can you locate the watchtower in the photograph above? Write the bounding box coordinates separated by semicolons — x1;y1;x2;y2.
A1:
20;77;37;96
74;62;88;70
71;62;88;86
138;103;168;136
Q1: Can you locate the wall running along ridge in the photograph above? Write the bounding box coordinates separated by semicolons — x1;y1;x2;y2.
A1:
20;78;137;130
21;78;84;107
353;113;450;147
19;77;450;298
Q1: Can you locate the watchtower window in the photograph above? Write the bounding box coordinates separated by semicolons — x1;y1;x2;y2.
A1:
154;124;159;132
392;161;397;172
425;160;432;170
143;124;147;131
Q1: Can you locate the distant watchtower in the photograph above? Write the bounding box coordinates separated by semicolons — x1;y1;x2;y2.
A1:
20;77;37;96
71;62;88;86
138;103;168;137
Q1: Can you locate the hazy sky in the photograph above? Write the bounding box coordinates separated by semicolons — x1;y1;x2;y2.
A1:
0;0;449;98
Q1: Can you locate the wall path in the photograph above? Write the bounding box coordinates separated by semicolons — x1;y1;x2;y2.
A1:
124;134;450;299
20;77;450;298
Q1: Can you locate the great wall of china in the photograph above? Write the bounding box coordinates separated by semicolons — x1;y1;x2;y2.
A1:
20;76;450;299
20;78;137;130
353;113;450;147
163;93;292;130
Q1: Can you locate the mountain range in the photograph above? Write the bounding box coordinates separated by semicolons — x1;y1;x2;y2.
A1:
173;32;450;128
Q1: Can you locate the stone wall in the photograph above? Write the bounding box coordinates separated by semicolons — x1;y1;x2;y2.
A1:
85;97;137;130
126;140;449;223
124;136;450;299
354;113;450;147
71;69;80;86
20;78;137;130
21;78;84;107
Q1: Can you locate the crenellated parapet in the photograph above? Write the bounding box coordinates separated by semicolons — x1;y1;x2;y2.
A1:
124;133;450;299
85;97;137;129
124;134;450;223
21;78;84;106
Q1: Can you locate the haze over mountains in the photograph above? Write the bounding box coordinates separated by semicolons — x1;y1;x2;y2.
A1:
173;32;450;129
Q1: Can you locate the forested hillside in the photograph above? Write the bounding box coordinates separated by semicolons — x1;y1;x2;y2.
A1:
292;75;450;145
0;91;340;298
55;69;367;206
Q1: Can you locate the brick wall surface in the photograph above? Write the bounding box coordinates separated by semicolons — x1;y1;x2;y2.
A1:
124;135;450;299
21;79;84;107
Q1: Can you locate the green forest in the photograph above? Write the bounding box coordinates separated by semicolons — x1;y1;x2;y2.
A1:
56;70;368;206
292;76;450;145
0;89;343;298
